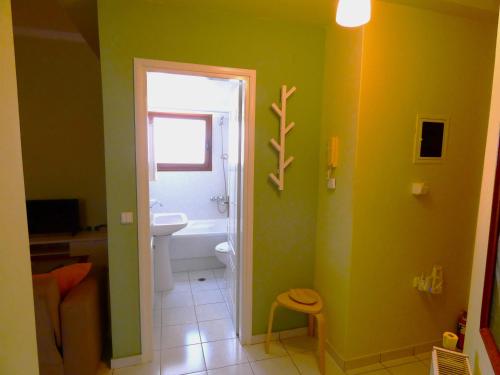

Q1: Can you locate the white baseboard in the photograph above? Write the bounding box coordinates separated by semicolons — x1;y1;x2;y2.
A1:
110;355;142;369
326;339;441;371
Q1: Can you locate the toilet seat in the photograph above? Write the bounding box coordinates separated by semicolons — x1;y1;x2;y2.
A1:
215;241;230;253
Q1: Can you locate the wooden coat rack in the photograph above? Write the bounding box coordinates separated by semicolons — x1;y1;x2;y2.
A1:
269;85;296;191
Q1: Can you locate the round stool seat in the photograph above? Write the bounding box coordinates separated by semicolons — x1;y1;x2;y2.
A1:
276;289;323;314
266;288;326;374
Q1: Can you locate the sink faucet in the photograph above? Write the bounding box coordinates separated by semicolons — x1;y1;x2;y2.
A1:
150;199;163;209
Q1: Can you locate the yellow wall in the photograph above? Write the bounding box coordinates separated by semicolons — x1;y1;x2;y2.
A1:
347;1;496;358
314;24;363;355
0;1;39;373
465;16;500;375
316;1;496;361
14;35;106;228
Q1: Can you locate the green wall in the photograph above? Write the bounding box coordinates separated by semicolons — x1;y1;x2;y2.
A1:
98;1;325;358
0;1;39;372
314;24;363;356
15;36;107;228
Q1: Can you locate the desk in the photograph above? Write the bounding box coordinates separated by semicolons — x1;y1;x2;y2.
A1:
30;231;108;272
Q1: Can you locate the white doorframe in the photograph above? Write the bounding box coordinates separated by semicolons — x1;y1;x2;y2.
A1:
134;59;256;363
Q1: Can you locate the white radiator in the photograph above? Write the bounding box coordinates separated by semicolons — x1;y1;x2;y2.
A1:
430;347;472;375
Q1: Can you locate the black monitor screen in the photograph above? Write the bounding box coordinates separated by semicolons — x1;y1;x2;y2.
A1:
26;199;80;235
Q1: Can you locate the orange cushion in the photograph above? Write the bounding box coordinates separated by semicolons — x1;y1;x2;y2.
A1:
46;263;92;297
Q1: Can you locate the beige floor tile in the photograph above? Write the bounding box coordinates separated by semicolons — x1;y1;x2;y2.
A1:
415;352;431;361
250;356;300;375
153;327;161;350
154;292;162;311
114;351;160;375
161;322;201;348
381;356;418;368
243;342;288;362
360;371;391;375
216;278;228;289
325;354;344;375
418;358;431;370
207;363;253;375
281;335;317;353
199;318;236;342
163;291;194;309
213;268;226;278
191;278;220;292
290;351;321;375
386;361;428;375
380;348;413;363
171;272;191;292
220;288;230;303
190;270;215;280
173;272;189;281
163;306;197;325
171;279;192;293
196;303;230;321
161;344;206;375
193;289;224;305
202;338;248;369
153;308;161;328
345;363;385;374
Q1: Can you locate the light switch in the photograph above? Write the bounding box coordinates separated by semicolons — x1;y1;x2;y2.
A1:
412;182;429;196
121;212;134;224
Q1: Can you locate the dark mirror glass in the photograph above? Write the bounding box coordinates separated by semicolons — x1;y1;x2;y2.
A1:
420;121;444;158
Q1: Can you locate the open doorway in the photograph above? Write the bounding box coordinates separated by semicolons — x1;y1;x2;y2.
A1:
134;59;256;363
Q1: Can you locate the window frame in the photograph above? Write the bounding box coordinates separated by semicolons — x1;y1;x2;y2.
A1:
148;112;213;172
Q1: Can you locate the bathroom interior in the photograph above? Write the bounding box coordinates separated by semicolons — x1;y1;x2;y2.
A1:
148;71;243;347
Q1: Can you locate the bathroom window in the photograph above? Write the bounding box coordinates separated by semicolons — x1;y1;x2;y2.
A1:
148;112;213;171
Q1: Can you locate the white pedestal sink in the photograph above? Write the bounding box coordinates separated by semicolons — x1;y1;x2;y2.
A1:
151;213;188;292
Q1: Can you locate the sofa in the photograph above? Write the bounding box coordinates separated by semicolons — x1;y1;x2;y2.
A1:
32;269;106;375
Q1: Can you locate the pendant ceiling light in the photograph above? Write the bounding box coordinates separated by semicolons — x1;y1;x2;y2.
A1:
336;0;371;28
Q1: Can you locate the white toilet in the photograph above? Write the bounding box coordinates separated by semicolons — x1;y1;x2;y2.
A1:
215;241;230;266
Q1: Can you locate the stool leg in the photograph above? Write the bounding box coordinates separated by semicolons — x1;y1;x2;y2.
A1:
315;313;326;375
308;314;315;337
265;301;279;353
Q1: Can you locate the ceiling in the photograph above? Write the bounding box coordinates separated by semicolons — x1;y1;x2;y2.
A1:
11;0;99;56
9;0;500;46
158;0;498;25
11;0;79;32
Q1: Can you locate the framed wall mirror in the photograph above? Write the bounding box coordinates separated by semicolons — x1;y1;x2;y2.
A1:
414;115;449;163
481;137;500;374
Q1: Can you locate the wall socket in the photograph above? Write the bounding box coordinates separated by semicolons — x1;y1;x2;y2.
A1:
121;212;134;224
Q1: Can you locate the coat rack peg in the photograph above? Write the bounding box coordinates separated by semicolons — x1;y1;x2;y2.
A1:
269;84;297;191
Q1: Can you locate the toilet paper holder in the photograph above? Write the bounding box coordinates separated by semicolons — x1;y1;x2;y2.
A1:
413;265;443;294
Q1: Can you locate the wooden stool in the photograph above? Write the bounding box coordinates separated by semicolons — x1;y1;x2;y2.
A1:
265;289;326;374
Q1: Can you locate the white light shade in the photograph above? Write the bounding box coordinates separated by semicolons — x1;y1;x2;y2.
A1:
336;0;371;28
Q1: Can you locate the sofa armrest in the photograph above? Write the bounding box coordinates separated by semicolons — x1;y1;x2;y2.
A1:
60;273;103;375
33;275;61;347
33;297;64;375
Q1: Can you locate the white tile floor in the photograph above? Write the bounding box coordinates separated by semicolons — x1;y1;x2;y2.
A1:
100;268;432;375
